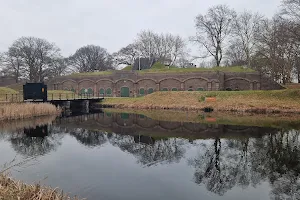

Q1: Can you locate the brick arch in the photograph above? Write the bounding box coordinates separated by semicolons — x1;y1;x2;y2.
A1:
183;77;209;82
60;79;78;91
78;79;96;94
225;77;251;83
136;78;157;95
158;77;182;83
224;77;251;90
78;79;96;84
183;77;208;91
95;79;114;84
136;78;157;84
159;78;182;91
159;121;182;130
96;79;114;95
115;79;135;97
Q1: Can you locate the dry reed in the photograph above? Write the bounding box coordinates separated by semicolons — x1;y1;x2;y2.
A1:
0;103;60;121
0;173;84;200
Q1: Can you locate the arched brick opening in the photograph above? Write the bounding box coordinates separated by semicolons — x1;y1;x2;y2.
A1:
184;77;208;91
224;78;251;91
159;78;181;91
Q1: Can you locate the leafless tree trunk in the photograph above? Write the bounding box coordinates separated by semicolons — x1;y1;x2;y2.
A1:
232;11;263;67
192;5;236;66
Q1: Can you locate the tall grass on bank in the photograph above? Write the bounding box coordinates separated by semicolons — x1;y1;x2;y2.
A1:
0;173;83;200
102;89;300;114
0;103;60;121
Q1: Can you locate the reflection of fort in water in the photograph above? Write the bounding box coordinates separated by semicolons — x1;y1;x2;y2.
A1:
55;112;278;140
2;112;300;199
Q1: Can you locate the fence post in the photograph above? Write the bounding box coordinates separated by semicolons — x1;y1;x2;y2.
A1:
52;93;54;100
59;93;61;100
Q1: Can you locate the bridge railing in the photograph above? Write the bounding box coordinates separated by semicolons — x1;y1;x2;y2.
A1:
0;94;23;102
48;93;105;100
0;93;105;102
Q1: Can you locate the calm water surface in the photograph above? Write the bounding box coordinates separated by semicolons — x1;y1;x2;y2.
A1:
0;111;299;200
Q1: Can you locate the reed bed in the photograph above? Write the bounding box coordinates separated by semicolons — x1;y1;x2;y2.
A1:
0;173;83;200
102;89;300;114
0;103;60;121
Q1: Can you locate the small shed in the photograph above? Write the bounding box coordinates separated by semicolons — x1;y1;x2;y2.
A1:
23;82;47;102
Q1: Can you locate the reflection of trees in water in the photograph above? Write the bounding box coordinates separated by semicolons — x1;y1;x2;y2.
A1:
10;126;63;157
189;130;300;199
68;131;188;166
69;129;108;147
108;133;187;166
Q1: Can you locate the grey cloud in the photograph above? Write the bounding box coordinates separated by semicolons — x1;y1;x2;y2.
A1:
0;0;282;56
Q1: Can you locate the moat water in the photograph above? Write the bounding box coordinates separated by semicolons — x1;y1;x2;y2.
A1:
0;110;299;200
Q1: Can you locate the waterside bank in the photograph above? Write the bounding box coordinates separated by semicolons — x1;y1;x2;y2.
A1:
0;173;83;200
0;103;60;121
101;90;300;114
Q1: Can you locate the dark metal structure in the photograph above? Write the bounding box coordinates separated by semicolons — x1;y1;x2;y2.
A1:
23;82;48;102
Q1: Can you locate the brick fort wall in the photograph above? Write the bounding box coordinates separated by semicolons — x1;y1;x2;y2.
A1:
48;71;283;97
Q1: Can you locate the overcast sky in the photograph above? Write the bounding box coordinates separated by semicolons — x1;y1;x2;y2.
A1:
0;0;282;56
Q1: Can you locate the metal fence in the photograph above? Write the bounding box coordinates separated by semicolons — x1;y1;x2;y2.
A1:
0;93;105;102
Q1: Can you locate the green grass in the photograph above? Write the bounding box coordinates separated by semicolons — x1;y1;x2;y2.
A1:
101;89;300;114
67;66;255;77
0;87;18;95
122;65;133;70
68;71;113;77
139;66;255;74
5;83;24;91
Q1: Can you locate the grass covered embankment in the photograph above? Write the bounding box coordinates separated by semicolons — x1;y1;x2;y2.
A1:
69;66;254;77
0;103;60;121
102;89;300;114
0;173;82;200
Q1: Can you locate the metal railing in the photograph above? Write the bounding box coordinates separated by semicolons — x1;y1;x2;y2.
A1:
0;93;105;102
48;93;105;101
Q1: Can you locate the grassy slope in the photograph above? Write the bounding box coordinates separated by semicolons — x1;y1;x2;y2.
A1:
102;89;300;114
68;66;255;77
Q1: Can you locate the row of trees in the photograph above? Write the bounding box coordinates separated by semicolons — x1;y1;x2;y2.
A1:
0;37;115;82
0;31;187;83
192;0;300;83
0;0;299;83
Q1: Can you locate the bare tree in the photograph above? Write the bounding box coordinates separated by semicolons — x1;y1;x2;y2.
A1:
281;0;300;22
68;45;114;73
114;43;139;66
46;57;69;78
225;40;247;66
232;11;263;67
6;37;61;82
192;5;236;66
0;49;24;83
134;30;187;67
254;16;298;84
